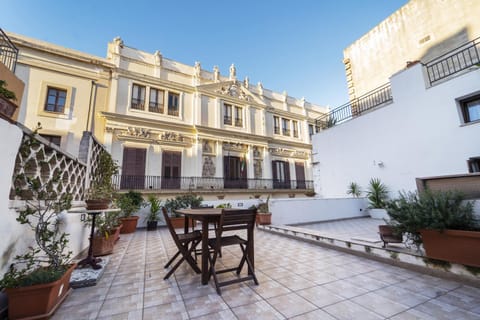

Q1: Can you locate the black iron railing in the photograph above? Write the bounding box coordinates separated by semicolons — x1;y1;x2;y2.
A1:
149;102;163;113
0;29;18;72
315;83;392;130
425;37;480;85
131;98;144;110
113;175;314;191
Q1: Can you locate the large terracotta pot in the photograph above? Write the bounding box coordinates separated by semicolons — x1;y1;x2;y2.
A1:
119;216;139;234
92;233;115;256
420;229;480;267
85;199;110;211
5;263;76;320
170;217;196;229
256;213;272;226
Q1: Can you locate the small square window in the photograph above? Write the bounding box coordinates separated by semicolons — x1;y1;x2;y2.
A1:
131;84;146;110
44;87;67;113
460;95;480;123
468;157;480;173
149;88;164;113
40;134;61;147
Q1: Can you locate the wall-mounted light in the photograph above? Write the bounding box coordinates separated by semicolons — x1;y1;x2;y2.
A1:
373;160;384;167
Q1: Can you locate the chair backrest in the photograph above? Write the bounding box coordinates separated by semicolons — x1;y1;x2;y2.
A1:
162;207;182;246
217;208;257;236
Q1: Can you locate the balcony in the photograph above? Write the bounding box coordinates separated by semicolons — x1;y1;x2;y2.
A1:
112;175;314;192
0;28;18;72
130;98;145;110
148;102;163;113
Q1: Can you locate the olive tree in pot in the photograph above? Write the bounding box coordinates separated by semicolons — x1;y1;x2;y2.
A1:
387;190;480;266
146;195;161;231
255;195;272;225
85;150;118;210
366;178;389;220
1;134;75;319
116;190;144;234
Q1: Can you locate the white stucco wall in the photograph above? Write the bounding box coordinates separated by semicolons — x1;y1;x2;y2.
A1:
312;64;480;199
270;198;369;225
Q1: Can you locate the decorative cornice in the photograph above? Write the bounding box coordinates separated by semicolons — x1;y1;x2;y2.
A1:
223;142;248;153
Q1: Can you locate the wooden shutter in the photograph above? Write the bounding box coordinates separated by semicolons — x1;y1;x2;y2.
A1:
295;162;306;189
121;147;146;189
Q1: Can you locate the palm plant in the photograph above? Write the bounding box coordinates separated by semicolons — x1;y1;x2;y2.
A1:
346;182;362;197
366;178;388;208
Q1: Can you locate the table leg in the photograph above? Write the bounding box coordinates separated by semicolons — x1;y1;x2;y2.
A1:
78;212;102;270
201;218;209;285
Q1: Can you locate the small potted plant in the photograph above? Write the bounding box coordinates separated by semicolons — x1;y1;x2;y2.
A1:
366;178;389;219
255;195;272;225
1;131;76;319
164;193;203;229
115;190;144;234
86;210;121;256
85;150;118;210
146;195;161;231
346;182;362;198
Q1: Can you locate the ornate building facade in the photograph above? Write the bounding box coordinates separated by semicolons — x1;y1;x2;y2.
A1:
9;32;327;199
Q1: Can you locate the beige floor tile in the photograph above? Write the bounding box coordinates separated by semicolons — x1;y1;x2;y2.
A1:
144;286;183;307
191;309;238;320
231;300;285;320
321;279;369;298
50;301;102;320
275;274;316;291
290;308;337;320
97;293;143;318
96;309;143;320
371;285;430;307
351;291;410;317
323;300;383;320
296;285;345;308
345;274;390;291
184;293;230;318
220;284;263;308
142;301;189;320
413;298;480;320
105;280;144;300
267;292;318;318
250;279;291;299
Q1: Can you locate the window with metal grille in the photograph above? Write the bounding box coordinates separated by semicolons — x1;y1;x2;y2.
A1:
292;120;299;137
468;157;480;173
44;87;67;113
168;92;179;116
234;106;243;127
224;103;232;125
274;116;280;134
282;118;290;136
149;88;164;113
131;84;146;110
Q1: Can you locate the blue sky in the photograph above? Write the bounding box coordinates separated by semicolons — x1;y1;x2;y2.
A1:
1;0;407;108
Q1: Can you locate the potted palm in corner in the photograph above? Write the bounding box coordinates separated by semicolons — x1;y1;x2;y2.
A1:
1;133;75;319
116;190;144;234
146;195;161;231
366;178;389;219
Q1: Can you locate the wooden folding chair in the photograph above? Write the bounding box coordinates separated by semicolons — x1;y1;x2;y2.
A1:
162;208;202;280
207;208;259;295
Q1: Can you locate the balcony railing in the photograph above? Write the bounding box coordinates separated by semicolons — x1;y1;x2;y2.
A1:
0;28;18;72
113;175;314;191
425;36;480;86
131;98;145;110
148;102;163;113
315;83;392;130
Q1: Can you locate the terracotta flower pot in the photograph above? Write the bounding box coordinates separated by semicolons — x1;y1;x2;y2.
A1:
170;216;195;229
92;233;115;256
256;213;272;225
85;199;110;211
119;216;139;234
420;229;480;267
5;263;76;320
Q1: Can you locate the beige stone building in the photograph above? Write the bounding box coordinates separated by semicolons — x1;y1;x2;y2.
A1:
8;32;326;200
343;0;480;100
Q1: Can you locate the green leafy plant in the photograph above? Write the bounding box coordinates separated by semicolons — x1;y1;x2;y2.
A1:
84;210;120;239
257;195;270;214
346;182;362;197
0;80;17;101
85;150;118;201
386;190;478;248
163;193;203;217
1;130;72;289
366;178;388;208
146;195;161;222
216;203;232;209
115;190;144;217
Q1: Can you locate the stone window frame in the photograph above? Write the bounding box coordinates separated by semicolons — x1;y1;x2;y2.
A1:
38;82;72;119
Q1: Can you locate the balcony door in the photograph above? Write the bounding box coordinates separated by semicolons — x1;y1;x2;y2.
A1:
162;151;181;189
121;147;146;189
295;162;306;189
272;160;290;189
224;155;247;188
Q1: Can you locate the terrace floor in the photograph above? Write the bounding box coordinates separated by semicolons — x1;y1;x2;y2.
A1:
53;221;480;320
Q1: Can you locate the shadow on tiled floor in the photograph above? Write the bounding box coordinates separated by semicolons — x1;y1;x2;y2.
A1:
53;227;480;319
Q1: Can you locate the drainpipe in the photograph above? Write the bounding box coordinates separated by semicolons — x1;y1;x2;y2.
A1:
86;80;97;132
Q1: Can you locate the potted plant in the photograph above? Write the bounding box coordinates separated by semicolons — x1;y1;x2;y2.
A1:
85;150;118;210
0;79;18;118
115;190;144;234
164;193;203;229
1;132;75;319
85;210;122;256
346;182;362;197
366;178;389;219
146;195;161;231
387;190;479;266
255;195;272;225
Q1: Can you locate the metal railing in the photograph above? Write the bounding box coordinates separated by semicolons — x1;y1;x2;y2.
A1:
112;175;314;191
315;83;392;130
0;28;18;72
131;98;145;110
425;37;480;85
